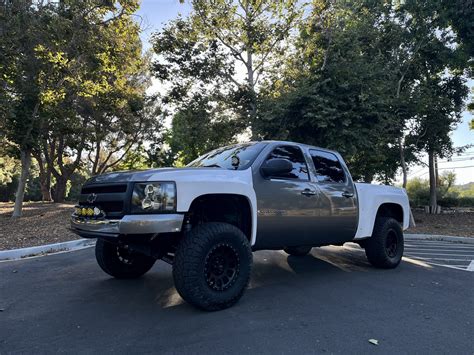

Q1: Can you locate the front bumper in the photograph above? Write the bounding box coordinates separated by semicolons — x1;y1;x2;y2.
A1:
70;214;185;239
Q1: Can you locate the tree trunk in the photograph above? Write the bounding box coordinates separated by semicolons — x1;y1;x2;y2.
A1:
34;152;52;202
12;150;32;218
428;150;438;214
246;39;258;140
40;175;52;202
399;138;408;188
53;176;68;203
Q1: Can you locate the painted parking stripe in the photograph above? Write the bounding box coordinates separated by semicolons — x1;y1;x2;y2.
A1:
344;241;474;271
405;247;474;252
405;244;474;249
403;240;474;272
408;255;472;266
405;242;473;247
405;252;474;256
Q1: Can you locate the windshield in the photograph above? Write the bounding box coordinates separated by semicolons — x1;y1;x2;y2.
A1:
187;142;266;170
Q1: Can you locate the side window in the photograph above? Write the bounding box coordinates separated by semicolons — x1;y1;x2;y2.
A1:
310;150;346;183
265;145;309;180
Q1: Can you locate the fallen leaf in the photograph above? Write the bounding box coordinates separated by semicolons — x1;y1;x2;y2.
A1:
368;339;379;346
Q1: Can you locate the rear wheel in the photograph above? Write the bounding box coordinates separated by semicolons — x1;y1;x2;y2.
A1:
284;246;312;256
95;239;156;279
365;217;404;269
173;222;252;311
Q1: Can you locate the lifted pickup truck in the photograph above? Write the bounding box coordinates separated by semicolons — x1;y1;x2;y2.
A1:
71;141;410;311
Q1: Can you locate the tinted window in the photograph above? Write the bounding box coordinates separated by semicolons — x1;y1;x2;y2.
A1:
310;150;346;183
187;142;266;170
265;145;309;180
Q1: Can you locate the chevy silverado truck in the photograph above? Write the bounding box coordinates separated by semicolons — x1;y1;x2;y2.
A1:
71;141;410;311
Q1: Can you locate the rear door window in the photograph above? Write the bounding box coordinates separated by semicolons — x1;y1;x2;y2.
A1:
309;150;346;183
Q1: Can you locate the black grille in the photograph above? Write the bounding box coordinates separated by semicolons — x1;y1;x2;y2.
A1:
79;183;129;218
81;184;127;194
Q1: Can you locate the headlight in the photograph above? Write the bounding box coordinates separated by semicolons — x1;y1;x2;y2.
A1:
131;182;176;213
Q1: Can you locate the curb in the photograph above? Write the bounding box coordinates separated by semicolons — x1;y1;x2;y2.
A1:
405;233;474;244
0;239;96;262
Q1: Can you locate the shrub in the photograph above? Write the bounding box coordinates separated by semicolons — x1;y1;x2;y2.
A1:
406;178;430;207
406;175;473;208
457;197;474;207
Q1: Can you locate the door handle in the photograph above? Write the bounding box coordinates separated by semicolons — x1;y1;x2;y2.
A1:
301;189;316;196
342;191;354;198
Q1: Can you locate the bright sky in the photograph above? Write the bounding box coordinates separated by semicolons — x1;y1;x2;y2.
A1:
136;0;474;184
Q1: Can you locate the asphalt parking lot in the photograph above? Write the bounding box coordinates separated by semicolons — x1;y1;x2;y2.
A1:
1;241;473;354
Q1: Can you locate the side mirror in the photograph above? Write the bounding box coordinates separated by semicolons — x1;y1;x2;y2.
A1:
261;158;293;177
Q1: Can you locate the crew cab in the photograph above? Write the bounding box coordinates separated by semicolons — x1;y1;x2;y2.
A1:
71;141;411;311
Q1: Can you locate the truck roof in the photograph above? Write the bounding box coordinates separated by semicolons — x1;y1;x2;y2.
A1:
252;140;341;156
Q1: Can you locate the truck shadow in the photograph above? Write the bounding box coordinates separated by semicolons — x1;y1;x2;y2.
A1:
79;246;378;315
80;249;356;313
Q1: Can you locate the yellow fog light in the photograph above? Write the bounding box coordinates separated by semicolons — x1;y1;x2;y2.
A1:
87;208;94;216
81;208;87;216
75;208;82;215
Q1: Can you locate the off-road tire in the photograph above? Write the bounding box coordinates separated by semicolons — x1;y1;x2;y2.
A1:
95;239;156;279
284;246;312;256
173;222;252;311
365;217;404;269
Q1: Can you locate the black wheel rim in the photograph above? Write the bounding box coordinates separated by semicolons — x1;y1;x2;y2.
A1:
385;230;398;258
204;243;240;291
116;246;134;265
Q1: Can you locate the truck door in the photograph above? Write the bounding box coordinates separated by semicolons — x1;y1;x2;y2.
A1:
308;149;358;244
253;145;320;250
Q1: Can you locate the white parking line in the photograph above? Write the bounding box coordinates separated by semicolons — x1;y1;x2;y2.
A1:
405;245;474;249
405;252;473;256
406;257;472;261
405;242;472;247
405;248;474;252
403;240;474;272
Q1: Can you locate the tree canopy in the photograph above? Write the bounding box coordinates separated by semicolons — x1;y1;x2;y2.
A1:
0;0;473;215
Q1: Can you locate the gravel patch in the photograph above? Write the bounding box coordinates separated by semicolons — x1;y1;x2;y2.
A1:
0;202;78;250
408;210;473;238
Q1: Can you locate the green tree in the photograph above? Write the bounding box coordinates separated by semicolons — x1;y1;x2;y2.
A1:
257;0;402;182
151;0;304;160
257;0;471;191
38;0;149;202
391;0;470;210
1;0;151;206
189;0;303;134
167;94;242;164
0;0;53;216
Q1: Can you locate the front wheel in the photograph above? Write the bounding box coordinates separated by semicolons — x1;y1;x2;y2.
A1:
364;217;404;269
95;239;156;279
173;222;252;311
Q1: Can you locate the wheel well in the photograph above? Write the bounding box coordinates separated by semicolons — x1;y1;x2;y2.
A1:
376;203;403;224
186;194;252;241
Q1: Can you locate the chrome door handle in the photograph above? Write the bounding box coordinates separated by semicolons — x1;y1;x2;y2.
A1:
301;189;316;196
342;191;354;198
